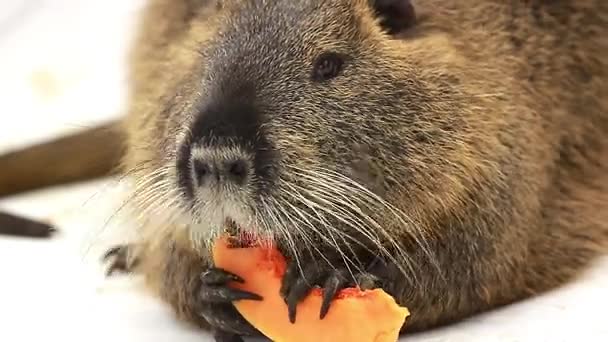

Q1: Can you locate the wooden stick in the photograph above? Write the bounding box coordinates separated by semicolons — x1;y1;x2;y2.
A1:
0;120;125;197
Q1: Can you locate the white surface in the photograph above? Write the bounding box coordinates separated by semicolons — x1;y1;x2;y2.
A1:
0;1;607;341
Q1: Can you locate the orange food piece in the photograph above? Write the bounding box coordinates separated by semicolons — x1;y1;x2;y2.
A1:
212;236;410;342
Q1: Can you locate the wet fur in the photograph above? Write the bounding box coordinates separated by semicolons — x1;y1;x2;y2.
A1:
115;0;608;335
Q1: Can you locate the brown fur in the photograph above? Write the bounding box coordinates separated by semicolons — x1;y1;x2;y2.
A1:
115;0;608;335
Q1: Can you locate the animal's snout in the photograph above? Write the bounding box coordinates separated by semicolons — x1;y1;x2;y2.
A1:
175;91;260;198
177;140;254;198
191;150;251;188
176;86;278;199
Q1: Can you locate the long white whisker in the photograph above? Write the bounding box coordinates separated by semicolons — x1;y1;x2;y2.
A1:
291;164;441;277
260;196;304;279
271;197;329;269
288;175;418;278
280;183;363;279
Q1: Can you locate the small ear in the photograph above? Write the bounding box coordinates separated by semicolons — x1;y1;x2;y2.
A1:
371;0;417;35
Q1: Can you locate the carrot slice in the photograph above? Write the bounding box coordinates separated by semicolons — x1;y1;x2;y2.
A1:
212;236;410;342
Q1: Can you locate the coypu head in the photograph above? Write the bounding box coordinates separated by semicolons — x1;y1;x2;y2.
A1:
128;0;551;269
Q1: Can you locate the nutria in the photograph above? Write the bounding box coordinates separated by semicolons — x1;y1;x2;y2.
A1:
99;0;608;341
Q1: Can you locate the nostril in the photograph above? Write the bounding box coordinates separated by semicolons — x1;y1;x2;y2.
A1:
226;159;249;184
193;160;211;185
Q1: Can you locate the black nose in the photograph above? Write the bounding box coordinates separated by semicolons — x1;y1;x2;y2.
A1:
176;85;278;199
192;154;250;187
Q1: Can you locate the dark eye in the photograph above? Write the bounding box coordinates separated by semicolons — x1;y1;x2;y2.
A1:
312;52;345;82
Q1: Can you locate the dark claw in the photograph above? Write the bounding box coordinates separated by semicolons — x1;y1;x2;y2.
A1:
320;273;346;319
199;286;263;303
280;254;386;324
197;268;263;337
201;268;245;285
279;260;299;300
102;244;139;276
102;246;123;262
286;270;320;323
199;268;262;304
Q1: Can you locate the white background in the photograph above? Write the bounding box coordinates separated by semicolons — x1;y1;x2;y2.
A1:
0;1;606;341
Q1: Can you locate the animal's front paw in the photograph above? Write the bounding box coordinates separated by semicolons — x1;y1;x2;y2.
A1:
197;268;262;341
102;244;140;276
280;258;382;323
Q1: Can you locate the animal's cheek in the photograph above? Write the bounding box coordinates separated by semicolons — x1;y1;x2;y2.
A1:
345;143;388;198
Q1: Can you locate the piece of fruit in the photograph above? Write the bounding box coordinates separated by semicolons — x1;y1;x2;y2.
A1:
212;235;410;342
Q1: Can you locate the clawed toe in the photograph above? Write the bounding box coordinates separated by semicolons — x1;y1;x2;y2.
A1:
286;275;316;323
197;268;261;337
201;268;245;285
281;262;325;323
102;244;139;276
320;272;347;319
281;260;383;323
199;285;263;303
199;268;263;303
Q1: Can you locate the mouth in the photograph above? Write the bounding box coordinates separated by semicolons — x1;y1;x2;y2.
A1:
223;217;264;248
